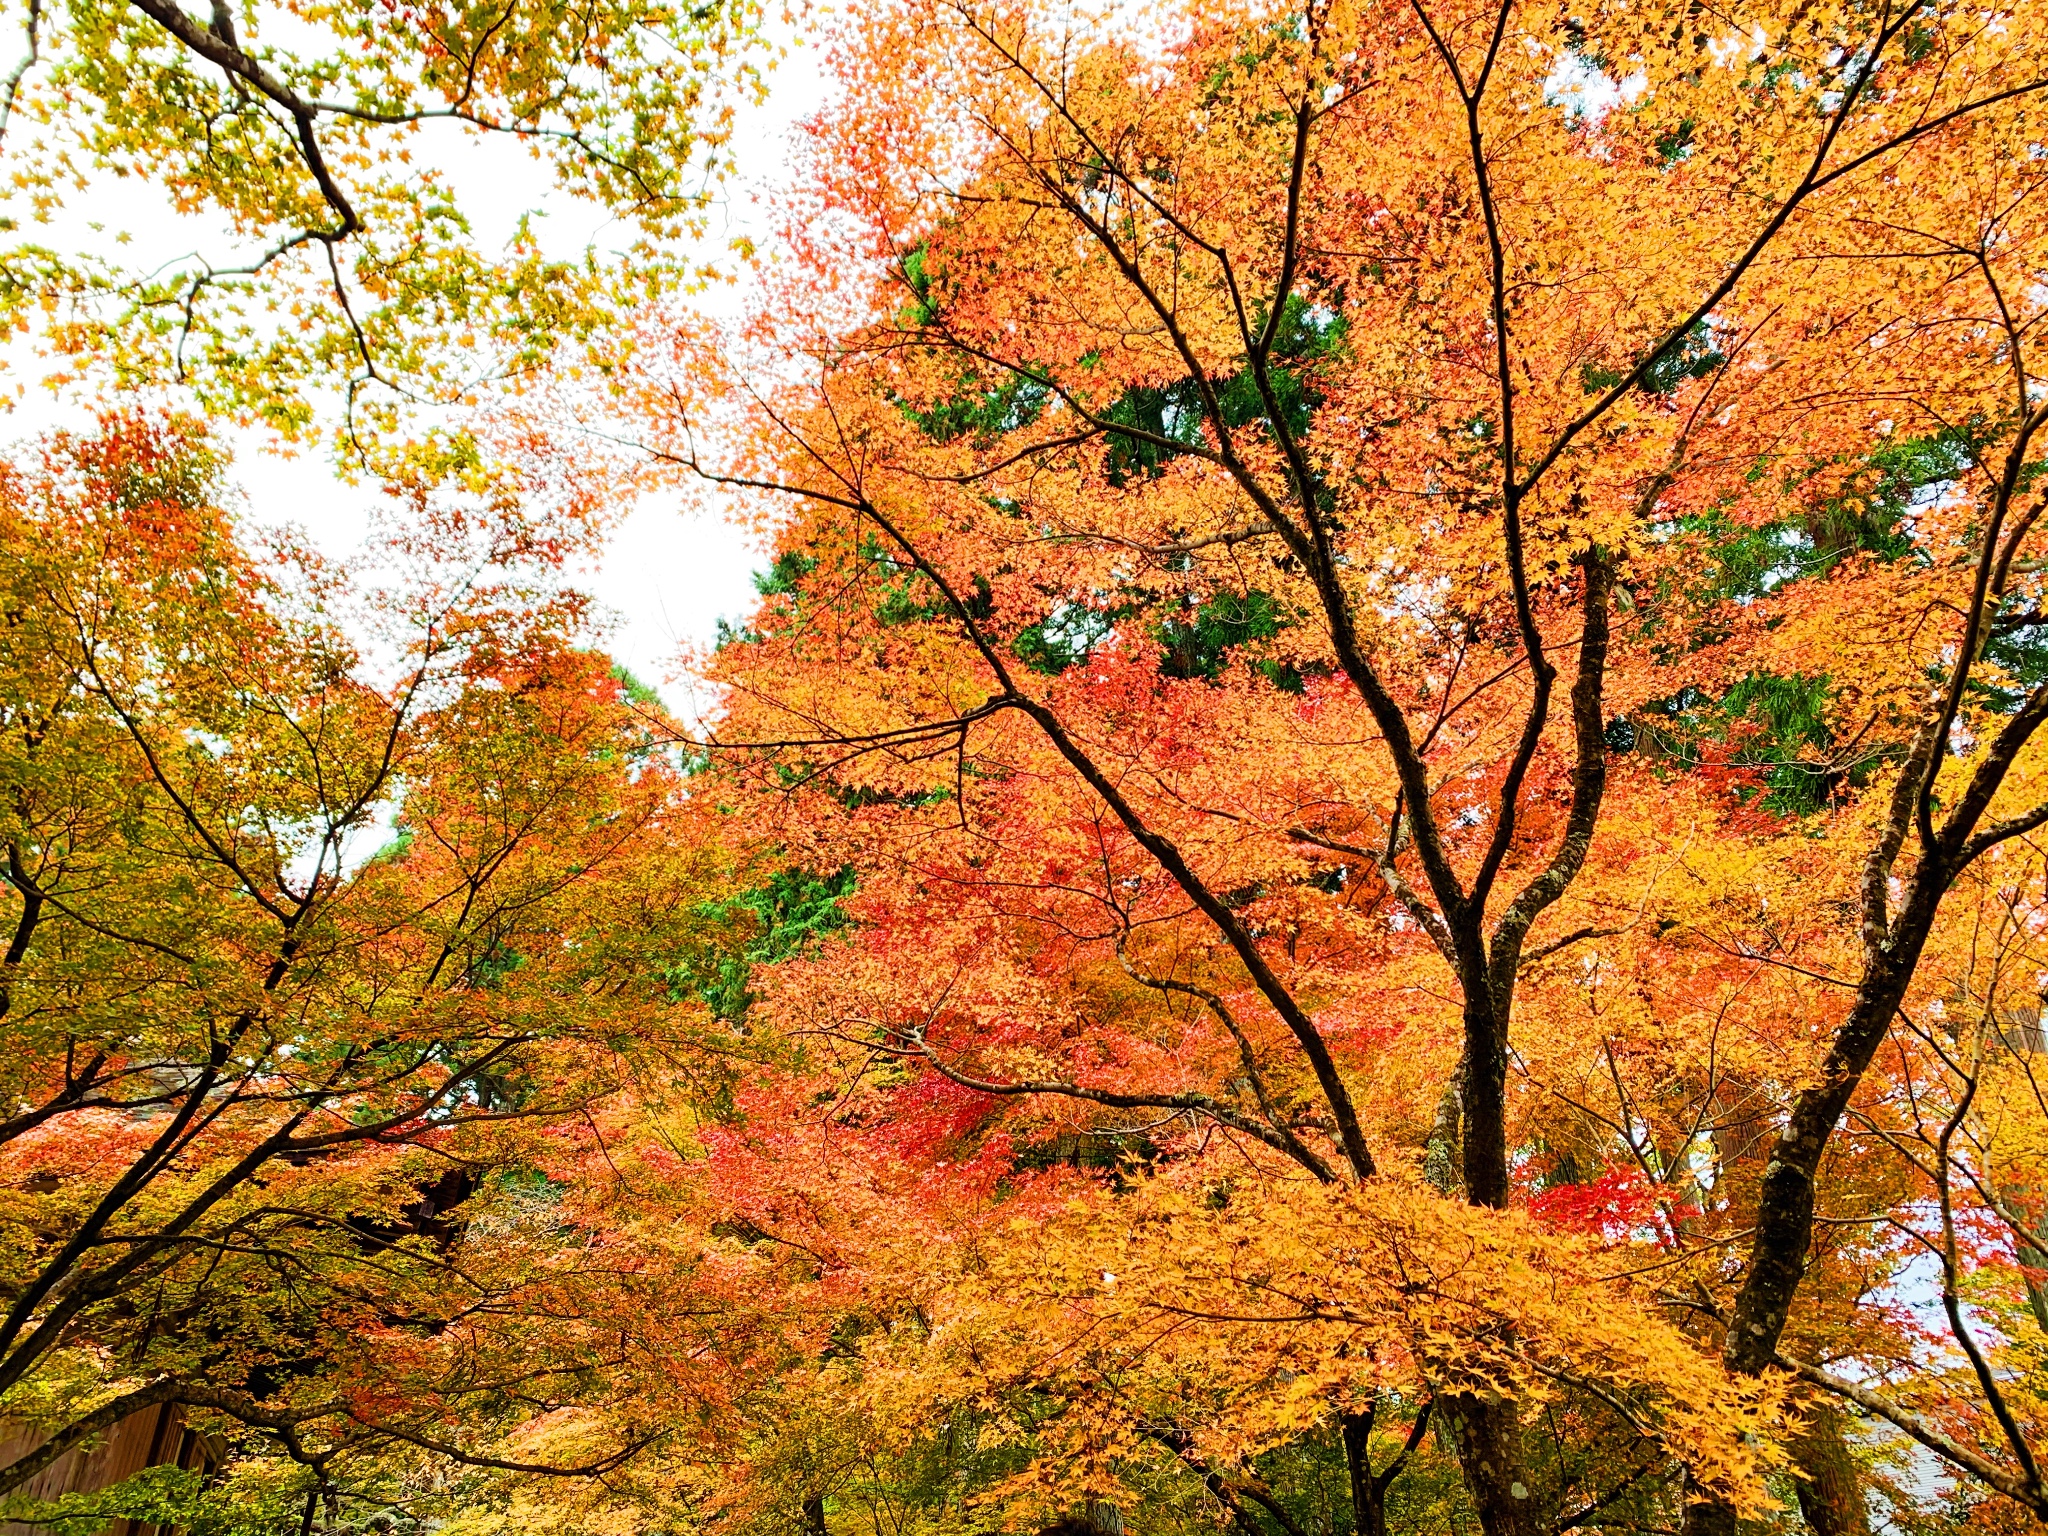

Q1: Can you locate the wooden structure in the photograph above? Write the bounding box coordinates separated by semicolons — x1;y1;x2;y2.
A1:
0;1402;218;1536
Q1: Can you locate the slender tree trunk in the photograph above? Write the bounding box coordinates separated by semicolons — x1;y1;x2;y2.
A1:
802;1495;827;1536
1460;992;1513;1214
1683;903;1937;1536
1343;1409;1387;1536
1444;986;1542;1536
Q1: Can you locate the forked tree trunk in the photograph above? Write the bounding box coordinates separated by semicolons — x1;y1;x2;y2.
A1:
1343;1410;1388;1536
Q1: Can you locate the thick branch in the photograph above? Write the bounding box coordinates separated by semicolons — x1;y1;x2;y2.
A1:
899;1027;1335;1173
0;1378;182;1496
1781;1354;2047;1515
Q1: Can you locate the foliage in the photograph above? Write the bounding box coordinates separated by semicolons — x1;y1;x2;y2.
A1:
676;863;857;1023
612;0;2048;1529
18;0;2048;1532
0;412;766;1531
0;0;763;476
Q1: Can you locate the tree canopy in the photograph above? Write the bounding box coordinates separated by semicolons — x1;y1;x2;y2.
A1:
12;1;2048;1535
0;0;762;475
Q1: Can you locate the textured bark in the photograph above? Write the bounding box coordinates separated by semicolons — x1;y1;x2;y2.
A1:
1342;1410;1385;1536
1445;1397;1541;1536
1681;1476;1738;1536
1422;1071;1464;1196
1790;1404;1871;1536
1459;1001;1512;1209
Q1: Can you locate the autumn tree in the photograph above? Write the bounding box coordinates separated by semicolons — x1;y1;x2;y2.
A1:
0;0;762;474
630;0;2048;1530
0;412;770;1532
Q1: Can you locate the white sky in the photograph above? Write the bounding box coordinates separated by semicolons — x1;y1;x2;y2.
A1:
1;15;837;709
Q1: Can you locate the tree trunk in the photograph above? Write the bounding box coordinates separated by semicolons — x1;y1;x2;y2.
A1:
1435;556;1613;1536
802;1495;827;1536
1790;1404;1869;1536
1446;991;1542;1536
1683;908;1937;1536
1460;993;1513;1212
1343;1409;1387;1536
1444;1395;1540;1536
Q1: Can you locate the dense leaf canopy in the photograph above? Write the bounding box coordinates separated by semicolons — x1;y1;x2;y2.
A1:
12;1;2048;1536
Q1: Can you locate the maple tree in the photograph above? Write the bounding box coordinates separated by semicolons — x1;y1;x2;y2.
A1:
0;0;762;474
22;0;2048;1528
0;411;791;1535
615;0;2048;1529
